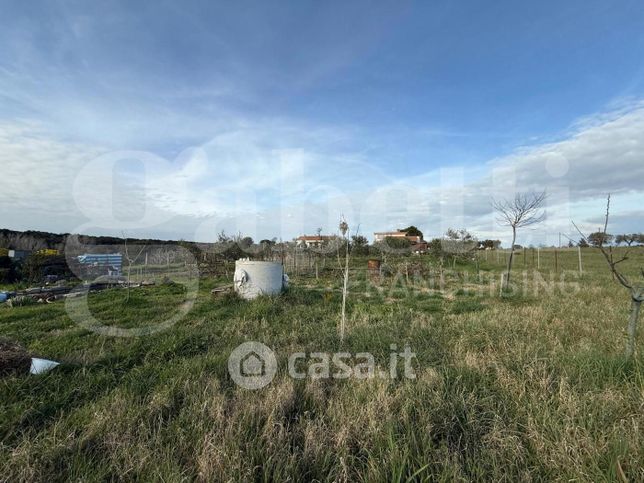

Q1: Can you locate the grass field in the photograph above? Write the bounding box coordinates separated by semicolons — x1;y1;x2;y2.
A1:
1;248;643;481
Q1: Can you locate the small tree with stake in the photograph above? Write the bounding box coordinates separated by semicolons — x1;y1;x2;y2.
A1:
338;217;350;342
123;233;146;303
492;191;546;291
574;195;643;360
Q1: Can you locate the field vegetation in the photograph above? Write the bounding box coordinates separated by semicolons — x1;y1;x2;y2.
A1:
1;247;643;481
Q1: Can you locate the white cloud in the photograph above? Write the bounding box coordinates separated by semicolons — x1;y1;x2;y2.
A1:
0;121;104;212
1;102;644;244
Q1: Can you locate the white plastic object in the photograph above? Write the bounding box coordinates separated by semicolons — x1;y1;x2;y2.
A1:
30;358;60;375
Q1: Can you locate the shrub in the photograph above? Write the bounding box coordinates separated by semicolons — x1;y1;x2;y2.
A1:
0;256;18;283
21;254;73;283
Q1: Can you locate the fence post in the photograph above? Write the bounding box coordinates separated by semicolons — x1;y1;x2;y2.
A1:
578;246;583;274
554;249;558;273
294;246;297;275
537;247;540;270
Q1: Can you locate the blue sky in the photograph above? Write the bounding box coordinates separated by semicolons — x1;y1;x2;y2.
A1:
1;0;644;244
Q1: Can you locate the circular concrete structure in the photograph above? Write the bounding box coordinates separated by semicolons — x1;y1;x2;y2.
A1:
233;260;286;300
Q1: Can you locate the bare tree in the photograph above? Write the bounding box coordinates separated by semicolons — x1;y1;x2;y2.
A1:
573;195;643;359
492;191;546;290
122;233;146;303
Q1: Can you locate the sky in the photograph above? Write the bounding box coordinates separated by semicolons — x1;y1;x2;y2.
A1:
1;0;643;245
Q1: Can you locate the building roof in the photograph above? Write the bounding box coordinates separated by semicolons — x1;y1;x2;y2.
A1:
374;231;407;236
297;235;335;241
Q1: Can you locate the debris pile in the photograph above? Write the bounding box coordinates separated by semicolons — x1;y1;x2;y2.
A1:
0;338;31;377
1;280;157;307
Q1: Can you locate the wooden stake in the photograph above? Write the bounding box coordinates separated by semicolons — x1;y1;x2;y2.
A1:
554;249;558;273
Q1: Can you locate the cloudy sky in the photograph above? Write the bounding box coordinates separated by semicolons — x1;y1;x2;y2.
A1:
1;0;643;245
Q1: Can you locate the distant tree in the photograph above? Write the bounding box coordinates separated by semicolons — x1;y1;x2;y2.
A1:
492;191;546;291
567;240;574;248
239;236;254;250
616;233;640;246
445;228;473;241
350;235;369;255
258;239;276;260
177;239;201;261
401;226;423;239
382;236;412;250
578;238;589;248
428;238;443;257
587;231;614;247
442;228;477;257
212;231;253;261
478;239;502;250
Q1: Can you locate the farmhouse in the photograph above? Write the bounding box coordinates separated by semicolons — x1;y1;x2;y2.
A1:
373;230;423;244
296;235;336;248
411;242;428;254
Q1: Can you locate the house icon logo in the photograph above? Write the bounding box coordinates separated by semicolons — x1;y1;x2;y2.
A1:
228;341;277;390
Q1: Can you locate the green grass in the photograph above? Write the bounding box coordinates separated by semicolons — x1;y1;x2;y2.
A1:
1;248;643;481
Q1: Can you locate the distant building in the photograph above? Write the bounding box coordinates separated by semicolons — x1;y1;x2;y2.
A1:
296;235;336;247
373;230;423;244
77;253;123;275
8;249;32;261
411;242;428;254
